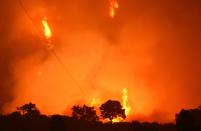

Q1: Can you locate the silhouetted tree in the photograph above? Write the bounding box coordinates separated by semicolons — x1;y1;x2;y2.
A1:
50;115;66;131
17;102;40;116
100;100;126;121
176;107;201;131
199;105;201;110
72;105;99;122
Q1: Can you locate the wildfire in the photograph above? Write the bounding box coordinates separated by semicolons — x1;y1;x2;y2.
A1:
42;17;52;40
112;117;123;123
110;0;119;18
122;88;131;116
90;98;97;107
112;88;131;123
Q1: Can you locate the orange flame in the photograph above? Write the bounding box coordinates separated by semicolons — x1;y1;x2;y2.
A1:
110;0;119;18
42;17;52;40
112;117;123;123
122;88;131;116
111;88;131;123
90;98;97;107
93;88;131;123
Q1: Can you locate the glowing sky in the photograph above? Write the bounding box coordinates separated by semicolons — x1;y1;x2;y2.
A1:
0;0;201;122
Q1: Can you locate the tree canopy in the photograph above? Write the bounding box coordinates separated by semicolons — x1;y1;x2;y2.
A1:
17;102;40;116
72;105;99;122
100;100;126;121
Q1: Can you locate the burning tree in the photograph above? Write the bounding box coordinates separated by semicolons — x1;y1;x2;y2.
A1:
100;100;126;122
72;105;99;122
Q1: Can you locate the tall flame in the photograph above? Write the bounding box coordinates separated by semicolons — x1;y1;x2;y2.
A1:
42;17;52;40
111;88;131;123
93;88;131;123
110;0;119;18
122;88;131;116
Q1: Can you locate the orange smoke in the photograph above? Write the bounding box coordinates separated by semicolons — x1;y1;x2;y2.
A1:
4;0;201;124
109;0;119;18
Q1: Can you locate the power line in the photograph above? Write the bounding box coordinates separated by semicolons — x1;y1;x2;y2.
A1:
51;50;86;95
17;0;86;97
18;0;43;39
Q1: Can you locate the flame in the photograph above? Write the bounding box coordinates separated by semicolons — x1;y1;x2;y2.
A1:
90;98;96;107
122;88;131;116
42;17;52;40
102;117;123;123
112;117;123;123
110;0;119;18
110;88;131;123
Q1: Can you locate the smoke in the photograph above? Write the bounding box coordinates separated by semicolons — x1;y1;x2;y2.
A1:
0;0;201;122
0;0;49;111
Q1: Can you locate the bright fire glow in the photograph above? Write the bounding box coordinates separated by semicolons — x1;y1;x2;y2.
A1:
38;71;42;76
112;117;123;123
122;88;131;116
110;0;119;18
42;17;52;40
90;98;96;107
111;88;131;123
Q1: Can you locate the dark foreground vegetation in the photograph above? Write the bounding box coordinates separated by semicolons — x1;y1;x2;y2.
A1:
0;101;201;131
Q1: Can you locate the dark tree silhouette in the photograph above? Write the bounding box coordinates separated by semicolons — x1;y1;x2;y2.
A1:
50;115;66;131
0;102;180;131
176;107;201;131
17;102;40;116
99;100;126;121
72;105;99;122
